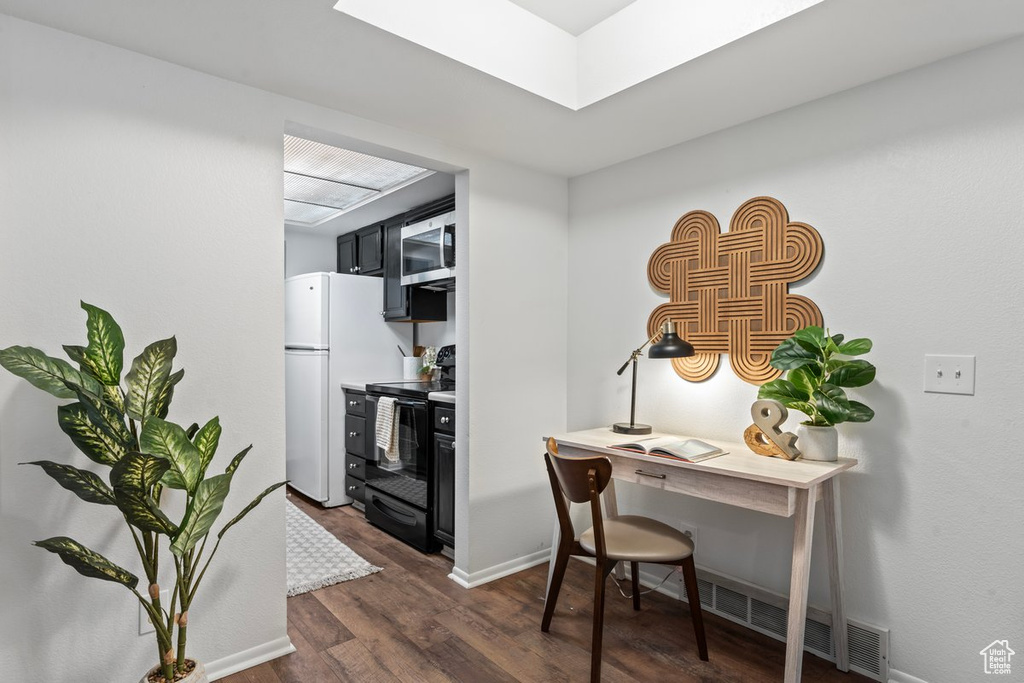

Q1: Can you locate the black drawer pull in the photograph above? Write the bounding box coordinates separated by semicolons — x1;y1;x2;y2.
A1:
635;469;666;480
348;485;358;492
371;497;417;526
348;462;358;470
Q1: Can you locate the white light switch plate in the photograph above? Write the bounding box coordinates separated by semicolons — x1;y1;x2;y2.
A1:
924;355;975;395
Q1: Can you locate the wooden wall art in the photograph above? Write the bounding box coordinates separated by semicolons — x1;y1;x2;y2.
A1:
647;196;823;384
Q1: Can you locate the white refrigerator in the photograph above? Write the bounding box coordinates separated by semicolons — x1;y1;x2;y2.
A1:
285;272;409;507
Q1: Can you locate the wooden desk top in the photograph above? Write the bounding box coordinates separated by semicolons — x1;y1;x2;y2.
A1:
548;428;857;490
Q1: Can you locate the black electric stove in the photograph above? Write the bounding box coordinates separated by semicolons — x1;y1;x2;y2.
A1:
365;378;454;399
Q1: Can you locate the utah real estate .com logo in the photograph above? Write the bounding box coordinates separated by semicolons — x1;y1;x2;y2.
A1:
980;640;1014;675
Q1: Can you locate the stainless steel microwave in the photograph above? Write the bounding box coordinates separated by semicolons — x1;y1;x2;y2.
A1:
400;211;455;286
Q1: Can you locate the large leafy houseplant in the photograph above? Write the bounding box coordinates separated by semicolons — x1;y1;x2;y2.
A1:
757;325;876;426
0;302;285;682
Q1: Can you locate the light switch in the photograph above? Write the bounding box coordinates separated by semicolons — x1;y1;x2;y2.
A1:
924;355;975;395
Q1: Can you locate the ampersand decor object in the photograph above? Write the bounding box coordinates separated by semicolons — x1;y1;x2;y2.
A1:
743;399;801;460
647;196;823;384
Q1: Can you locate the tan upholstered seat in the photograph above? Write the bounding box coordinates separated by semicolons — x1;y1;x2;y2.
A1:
541;438;708;682
580;515;694;563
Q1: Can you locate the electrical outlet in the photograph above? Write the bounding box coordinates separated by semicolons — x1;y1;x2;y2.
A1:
678;522;697;547
139;589;170;635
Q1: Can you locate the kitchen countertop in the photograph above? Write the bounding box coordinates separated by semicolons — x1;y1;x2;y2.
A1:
428;391;455;404
340;379;405;392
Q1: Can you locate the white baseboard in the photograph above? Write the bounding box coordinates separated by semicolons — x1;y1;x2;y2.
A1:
449;548;552;588
205;635;296;681
888;670;929;683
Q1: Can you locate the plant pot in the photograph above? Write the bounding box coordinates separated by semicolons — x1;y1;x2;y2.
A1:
140;660;207;683
796;425;838;462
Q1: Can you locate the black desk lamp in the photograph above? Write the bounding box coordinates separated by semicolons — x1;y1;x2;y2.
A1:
613;321;695;435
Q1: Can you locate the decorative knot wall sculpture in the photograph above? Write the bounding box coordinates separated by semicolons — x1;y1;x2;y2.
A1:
647;196;823;384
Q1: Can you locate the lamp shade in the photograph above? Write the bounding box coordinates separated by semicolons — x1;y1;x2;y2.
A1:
648;321;694;359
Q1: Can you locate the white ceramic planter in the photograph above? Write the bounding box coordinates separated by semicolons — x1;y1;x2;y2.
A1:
796;425;838;462
140;660;207;683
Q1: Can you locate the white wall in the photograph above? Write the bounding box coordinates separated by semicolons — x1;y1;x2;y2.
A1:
567;38;1024;683
0;14;568;681
284;229;337;278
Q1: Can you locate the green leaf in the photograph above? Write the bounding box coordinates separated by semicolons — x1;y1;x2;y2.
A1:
829;359;876;388
813;384;851;425
218;481;287;540
225;445;252;476
124;337;177;421
22;460;116;505
110;452;177;534
140;417;202;493
171;473;233;556
72;386;132;448
787;401;817;418
80;302;125;386
793;326;827;350
757;378;810;404
0;346;102;399
846;400;875;423
34;536;138;589
193;417;222;474
788;366;820;398
153;369;184;421
769;338;819;370
837;338;872;356
58;403;126;466
185;423;200;440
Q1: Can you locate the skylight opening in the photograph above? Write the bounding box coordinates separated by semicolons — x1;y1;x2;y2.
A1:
283;135;434;226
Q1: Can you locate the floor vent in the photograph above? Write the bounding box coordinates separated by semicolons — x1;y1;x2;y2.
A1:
657;568;889;682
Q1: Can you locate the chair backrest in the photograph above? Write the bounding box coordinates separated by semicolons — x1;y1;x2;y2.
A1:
545;438;613;503
544;438;613;557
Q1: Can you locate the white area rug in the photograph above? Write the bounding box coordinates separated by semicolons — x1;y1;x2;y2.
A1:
286;500;382;597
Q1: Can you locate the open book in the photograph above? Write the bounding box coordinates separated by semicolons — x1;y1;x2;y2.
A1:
611;436;726;463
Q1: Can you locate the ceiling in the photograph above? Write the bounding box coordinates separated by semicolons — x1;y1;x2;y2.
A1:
505;0;637;35
1;0;1022;177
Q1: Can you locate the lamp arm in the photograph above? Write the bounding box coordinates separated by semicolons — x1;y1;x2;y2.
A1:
615;332;661;376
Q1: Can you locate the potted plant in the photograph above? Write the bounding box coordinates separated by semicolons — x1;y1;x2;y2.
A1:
757;325;876;461
418;346;438;381
0;302;285;683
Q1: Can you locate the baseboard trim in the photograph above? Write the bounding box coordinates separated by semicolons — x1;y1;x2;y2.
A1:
206;635;296;680
888;670;929;683
449;548;551;588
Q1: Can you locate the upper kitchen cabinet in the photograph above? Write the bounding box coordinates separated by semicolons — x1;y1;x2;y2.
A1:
383;214;447;322
337;232;357;275
336;224;384;276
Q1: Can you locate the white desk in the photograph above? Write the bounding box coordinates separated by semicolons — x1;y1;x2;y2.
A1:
547;428;857;683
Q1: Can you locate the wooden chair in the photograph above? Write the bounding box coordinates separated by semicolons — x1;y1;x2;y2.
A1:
541;438;708;681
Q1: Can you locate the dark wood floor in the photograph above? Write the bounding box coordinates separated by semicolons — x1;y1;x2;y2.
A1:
222;493;871;683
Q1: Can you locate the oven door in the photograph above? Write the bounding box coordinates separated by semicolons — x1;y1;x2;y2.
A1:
401;217;455;286
364;398;430;510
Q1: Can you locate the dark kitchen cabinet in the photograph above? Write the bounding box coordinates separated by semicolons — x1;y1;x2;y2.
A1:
383;215;447;322
344;388;369;507
356;224;384;275
337;224;384;276
337;232;357;275
432;404;455;548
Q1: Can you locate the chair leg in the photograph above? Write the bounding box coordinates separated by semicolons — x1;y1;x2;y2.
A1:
681;555;708;661
591;560;609;683
630;561;641;611
542;543;572;632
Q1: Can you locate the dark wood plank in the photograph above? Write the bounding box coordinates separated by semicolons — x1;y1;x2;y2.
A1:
286;592;354;652
268;620;343;683
323;639;402;683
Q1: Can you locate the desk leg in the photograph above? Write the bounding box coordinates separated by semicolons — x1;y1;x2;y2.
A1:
603;479;626;581
784;487;815;683
822;478;849;671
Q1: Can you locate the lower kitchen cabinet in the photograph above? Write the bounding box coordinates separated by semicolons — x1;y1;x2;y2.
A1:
432;403;455;548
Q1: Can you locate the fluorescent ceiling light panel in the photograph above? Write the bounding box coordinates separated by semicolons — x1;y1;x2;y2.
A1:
334;0;823;109
283;135;433;226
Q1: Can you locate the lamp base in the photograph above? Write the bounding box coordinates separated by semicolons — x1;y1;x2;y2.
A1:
612;422;652;435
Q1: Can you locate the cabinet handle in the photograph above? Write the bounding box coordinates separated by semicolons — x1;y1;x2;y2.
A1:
348;267;354;273
635;469;666;480
354;266;360;273
349;431;358;438
348;400;357;407
348;485;358;491
348;462;358;470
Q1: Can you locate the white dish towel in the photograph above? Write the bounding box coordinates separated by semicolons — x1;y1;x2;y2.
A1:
375;397;400;463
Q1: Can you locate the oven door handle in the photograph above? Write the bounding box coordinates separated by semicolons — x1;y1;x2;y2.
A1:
370;496;417;527
394;400;426;409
